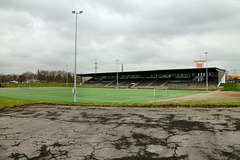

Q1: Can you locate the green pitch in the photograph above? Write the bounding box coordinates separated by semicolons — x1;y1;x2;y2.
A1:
0;88;204;103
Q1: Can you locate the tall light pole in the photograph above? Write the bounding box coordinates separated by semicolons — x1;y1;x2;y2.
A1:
72;11;83;102
116;59;119;89
204;52;208;92
65;65;68;87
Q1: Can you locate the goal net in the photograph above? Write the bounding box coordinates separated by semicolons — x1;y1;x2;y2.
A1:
18;85;31;88
154;88;168;98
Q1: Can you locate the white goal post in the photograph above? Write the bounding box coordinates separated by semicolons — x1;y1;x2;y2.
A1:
18;85;31;88
154;88;168;98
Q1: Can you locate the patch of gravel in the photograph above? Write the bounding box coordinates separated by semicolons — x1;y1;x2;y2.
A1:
148;91;240;103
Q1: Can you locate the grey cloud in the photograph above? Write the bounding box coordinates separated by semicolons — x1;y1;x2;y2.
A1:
0;0;239;75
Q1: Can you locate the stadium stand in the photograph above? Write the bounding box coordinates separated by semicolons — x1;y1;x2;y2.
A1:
78;67;226;89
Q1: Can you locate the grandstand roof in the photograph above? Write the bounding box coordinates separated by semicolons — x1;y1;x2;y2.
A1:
78;67;225;77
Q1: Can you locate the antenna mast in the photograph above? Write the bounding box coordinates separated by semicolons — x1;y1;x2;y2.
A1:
94;59;98;73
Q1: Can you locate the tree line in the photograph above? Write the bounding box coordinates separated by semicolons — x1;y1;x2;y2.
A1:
0;70;81;83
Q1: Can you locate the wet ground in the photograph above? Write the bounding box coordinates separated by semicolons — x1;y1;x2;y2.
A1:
0;105;240;160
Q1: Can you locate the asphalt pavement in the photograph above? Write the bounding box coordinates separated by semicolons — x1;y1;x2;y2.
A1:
0;105;240;160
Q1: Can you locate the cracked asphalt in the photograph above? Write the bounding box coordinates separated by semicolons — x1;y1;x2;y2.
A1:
0;105;240;160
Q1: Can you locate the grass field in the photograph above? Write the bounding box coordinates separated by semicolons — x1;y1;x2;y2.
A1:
2;83;74;88
0;88;205;103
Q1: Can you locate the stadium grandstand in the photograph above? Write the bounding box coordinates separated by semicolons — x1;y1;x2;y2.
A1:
78;67;226;90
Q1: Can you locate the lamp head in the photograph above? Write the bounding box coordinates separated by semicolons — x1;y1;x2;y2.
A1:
72;11;83;14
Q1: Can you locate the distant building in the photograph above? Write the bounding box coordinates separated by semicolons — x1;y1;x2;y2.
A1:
9;81;18;83
27;79;41;83
226;76;240;83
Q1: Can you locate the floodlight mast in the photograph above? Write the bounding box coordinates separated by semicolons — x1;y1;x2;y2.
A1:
65;65;68;87
205;52;208;92
72;10;83;102
116;59;119;89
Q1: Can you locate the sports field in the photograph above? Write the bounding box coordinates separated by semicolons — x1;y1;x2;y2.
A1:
0;88;205;103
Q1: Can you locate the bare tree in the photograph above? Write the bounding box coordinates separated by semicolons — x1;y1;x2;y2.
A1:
0;70;75;83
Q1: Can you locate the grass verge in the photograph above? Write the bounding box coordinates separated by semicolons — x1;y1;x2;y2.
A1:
1;97;239;111
221;83;240;91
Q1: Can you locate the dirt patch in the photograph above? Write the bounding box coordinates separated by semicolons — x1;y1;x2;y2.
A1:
148;91;240;103
211;93;240;97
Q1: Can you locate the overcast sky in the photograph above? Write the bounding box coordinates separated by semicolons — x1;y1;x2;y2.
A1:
0;0;240;75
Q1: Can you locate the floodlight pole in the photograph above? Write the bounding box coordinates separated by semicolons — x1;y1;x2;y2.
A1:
116;59;119;89
65;65;68;87
72;11;83;102
205;52;208;92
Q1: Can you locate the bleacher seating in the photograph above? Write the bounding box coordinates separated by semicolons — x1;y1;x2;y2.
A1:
82;77;218;89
